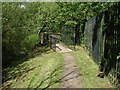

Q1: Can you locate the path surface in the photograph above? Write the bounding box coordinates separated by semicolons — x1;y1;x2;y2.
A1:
56;44;72;52
56;44;83;88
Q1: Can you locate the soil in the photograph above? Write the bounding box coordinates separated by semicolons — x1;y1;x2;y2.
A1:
56;44;83;88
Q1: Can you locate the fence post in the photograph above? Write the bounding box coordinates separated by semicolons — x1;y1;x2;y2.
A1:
50;35;52;48
74;37;75;50
55;38;56;52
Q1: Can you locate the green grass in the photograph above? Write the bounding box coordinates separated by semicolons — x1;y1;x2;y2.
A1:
2;50;64;88
72;46;115;88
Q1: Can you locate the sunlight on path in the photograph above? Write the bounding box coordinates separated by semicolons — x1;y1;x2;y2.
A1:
56;44;72;52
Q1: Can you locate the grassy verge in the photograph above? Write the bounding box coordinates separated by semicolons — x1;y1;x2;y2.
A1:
72;46;115;88
2;50;64;88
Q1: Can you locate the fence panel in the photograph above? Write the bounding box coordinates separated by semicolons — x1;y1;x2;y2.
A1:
84;3;120;87
84;16;96;53
61;25;75;50
103;3;120;86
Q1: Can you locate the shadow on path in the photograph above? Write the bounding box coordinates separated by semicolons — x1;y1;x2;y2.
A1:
56;44;83;88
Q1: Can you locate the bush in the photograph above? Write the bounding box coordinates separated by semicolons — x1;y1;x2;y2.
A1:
23;33;39;52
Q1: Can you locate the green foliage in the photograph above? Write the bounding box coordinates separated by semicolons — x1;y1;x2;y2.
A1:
65;21;77;25
2;2;115;66
23;34;39;52
2;2;118;88
2;2;59;66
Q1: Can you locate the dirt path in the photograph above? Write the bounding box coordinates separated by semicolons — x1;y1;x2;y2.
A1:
56;44;83;88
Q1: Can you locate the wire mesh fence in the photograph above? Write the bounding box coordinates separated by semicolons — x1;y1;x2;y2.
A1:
84;16;97;54
84;13;104;64
61;25;75;50
84;3;120;87
39;24;79;51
